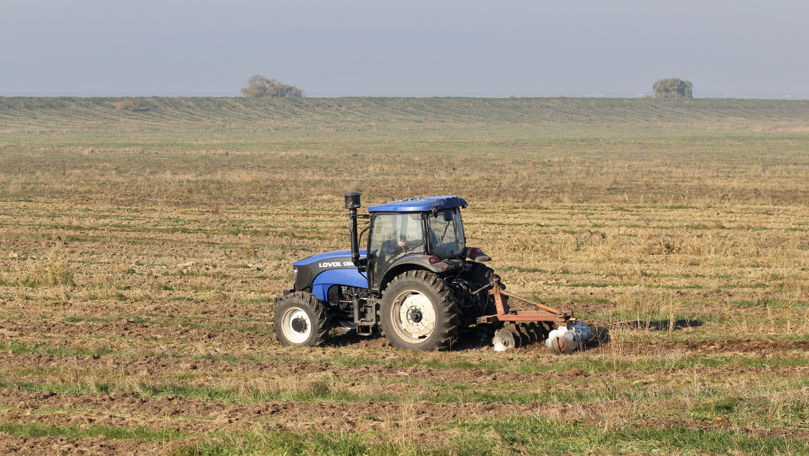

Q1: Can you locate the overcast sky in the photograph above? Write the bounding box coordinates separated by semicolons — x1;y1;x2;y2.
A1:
2;0;807;98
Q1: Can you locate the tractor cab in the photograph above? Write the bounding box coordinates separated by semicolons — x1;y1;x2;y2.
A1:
364;196;471;292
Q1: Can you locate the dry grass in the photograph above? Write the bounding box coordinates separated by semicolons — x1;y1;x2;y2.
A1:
19;249;75;288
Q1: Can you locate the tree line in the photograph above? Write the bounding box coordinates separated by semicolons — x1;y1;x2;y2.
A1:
241;74;695;99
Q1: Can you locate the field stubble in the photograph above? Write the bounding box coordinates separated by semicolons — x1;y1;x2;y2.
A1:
0;98;808;455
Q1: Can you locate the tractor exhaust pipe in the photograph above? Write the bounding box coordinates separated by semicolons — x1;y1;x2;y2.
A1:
344;192;362;267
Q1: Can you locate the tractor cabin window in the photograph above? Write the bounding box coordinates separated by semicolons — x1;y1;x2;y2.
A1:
428;208;465;258
369;213;426;282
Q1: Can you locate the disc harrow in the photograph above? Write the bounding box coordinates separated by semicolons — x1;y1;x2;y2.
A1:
479;279;591;353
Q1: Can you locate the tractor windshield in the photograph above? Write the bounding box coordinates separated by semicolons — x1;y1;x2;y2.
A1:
428;208;465;258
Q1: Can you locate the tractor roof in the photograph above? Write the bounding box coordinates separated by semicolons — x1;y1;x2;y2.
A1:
368;195;467;213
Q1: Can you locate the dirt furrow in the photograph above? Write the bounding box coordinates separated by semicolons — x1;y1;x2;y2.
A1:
599;339;809;356
0;390;606;434
0;320;272;346
0;436;163;456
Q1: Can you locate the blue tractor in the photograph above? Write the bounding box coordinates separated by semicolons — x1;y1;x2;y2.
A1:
274;193;581;351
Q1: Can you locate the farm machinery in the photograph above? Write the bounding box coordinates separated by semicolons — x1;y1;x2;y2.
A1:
274;193;591;352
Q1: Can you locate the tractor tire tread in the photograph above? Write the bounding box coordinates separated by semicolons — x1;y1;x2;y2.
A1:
274;291;330;347
381;270;460;351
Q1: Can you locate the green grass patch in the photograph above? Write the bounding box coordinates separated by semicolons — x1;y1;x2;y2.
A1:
0;421;183;443
173;429;422;456
0;341;114;357
457;417;809;455
0;380;107;395
0;378;359;405
173;416;809;456
331;350;809;377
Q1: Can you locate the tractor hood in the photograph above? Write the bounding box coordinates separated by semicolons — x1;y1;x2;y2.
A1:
293;249;367;267
293;249;368;297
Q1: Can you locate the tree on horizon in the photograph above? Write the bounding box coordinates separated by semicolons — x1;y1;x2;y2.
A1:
241;75;303;98
653;78;693;98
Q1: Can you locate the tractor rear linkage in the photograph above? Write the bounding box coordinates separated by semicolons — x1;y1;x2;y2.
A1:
477;278;575;326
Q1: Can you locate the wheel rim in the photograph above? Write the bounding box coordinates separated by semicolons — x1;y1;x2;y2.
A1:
280;307;311;344
391;290;436;342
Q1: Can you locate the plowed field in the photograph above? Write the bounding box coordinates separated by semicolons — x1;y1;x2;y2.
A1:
1;97;808;455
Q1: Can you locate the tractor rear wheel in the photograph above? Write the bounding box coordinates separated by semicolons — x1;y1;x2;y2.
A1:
274;292;329;347
380;270;460;351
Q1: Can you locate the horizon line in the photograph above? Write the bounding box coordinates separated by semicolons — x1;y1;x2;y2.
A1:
1;94;807;101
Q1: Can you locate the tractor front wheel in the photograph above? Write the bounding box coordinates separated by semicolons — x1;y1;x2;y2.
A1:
274;292;329;347
380;270;460;350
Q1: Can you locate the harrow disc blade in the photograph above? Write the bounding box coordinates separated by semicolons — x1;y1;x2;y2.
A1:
516;323;538;345
492;327;517;352
545;321;593;354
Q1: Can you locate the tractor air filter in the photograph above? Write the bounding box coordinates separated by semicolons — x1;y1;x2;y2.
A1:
344;192;361;209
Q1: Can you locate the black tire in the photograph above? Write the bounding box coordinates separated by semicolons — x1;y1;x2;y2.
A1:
465;262;497;287
274;292;329;347
463;263;499;315
380;270;460;351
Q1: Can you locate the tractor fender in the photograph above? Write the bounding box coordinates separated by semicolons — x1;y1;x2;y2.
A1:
377;255;463;292
310;268;368;302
